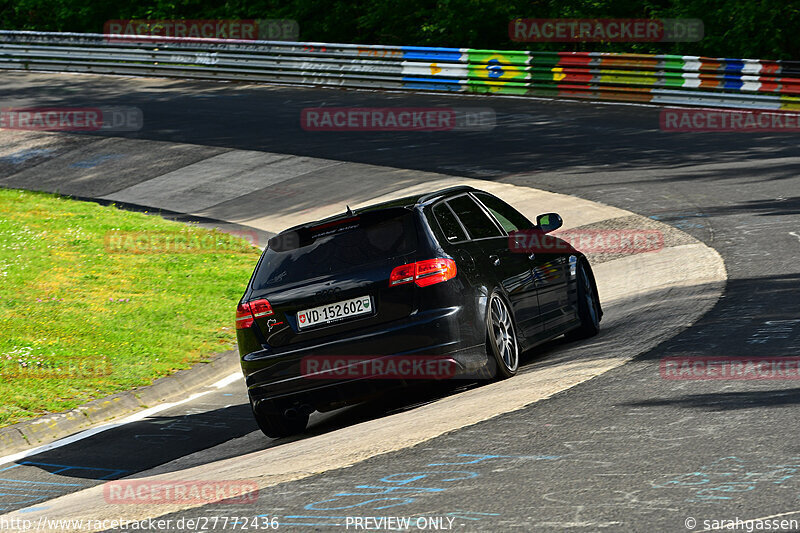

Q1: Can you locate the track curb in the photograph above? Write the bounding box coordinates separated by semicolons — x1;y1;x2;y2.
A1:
0;350;239;457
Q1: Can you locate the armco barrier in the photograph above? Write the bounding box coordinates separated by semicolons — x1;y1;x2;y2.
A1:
1;30;800;110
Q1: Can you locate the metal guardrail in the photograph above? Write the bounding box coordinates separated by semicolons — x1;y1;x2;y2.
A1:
1;30;799;110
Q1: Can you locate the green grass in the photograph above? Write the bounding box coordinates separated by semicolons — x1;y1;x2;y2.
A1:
0;188;261;427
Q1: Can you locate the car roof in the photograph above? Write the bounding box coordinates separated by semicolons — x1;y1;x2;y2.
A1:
278;185;479;235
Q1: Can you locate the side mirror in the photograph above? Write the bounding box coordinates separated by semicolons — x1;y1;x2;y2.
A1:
536;213;563;233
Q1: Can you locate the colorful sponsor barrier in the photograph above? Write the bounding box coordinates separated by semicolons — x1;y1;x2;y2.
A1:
1;31;799;109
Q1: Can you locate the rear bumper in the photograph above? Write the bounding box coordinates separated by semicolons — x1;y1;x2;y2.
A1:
241;305;489;406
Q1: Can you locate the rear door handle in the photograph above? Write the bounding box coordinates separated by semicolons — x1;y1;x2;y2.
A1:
489;255;500;266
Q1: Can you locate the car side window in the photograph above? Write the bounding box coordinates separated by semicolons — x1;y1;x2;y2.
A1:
446;195;504;239
472;192;534;233
432;202;468;242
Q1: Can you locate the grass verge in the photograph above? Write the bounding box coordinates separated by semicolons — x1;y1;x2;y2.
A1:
0;188;261;427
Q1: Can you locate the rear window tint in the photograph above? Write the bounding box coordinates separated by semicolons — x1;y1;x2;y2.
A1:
446;195;503;240
432;202;467;242
253;210;417;289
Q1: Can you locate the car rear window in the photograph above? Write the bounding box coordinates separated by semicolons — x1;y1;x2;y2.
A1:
432;202;467;242
446;195;503;239
252;209;418;289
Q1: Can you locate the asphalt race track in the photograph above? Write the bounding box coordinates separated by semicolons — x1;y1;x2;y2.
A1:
2;71;800;532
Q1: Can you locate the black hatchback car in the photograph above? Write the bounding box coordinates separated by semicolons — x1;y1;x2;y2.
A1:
236;186;602;437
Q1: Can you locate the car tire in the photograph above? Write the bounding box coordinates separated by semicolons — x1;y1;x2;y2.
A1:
565;260;601;341
486;290;520;380
250;400;309;438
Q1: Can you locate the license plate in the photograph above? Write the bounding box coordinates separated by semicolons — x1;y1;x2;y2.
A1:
297;296;372;329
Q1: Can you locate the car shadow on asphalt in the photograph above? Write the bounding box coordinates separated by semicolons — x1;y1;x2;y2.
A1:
622;388;800;411
7;403;257;481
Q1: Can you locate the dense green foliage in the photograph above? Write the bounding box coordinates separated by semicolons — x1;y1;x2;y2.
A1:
0;0;797;59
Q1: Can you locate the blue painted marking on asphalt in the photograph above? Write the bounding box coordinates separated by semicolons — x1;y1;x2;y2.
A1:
379;471;479;484
0;463;125;511
0;480;78;490
301;453;559;514
70;154;124;168
0;479;76;511
258;514;345;527
0;148;54;164
652;456;800;504
305;496;415;510
0;464;84;485
18;461;128;480
674;222;705;229
445;511;501;520
342;484;445;495
648;213;708;220
427;453;560;466
18;506;50;513
0;497;52;511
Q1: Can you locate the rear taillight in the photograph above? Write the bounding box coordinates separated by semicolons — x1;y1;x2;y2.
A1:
415;258;457;287
235;298;273;329
389;264;416;286
389;258;457;288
